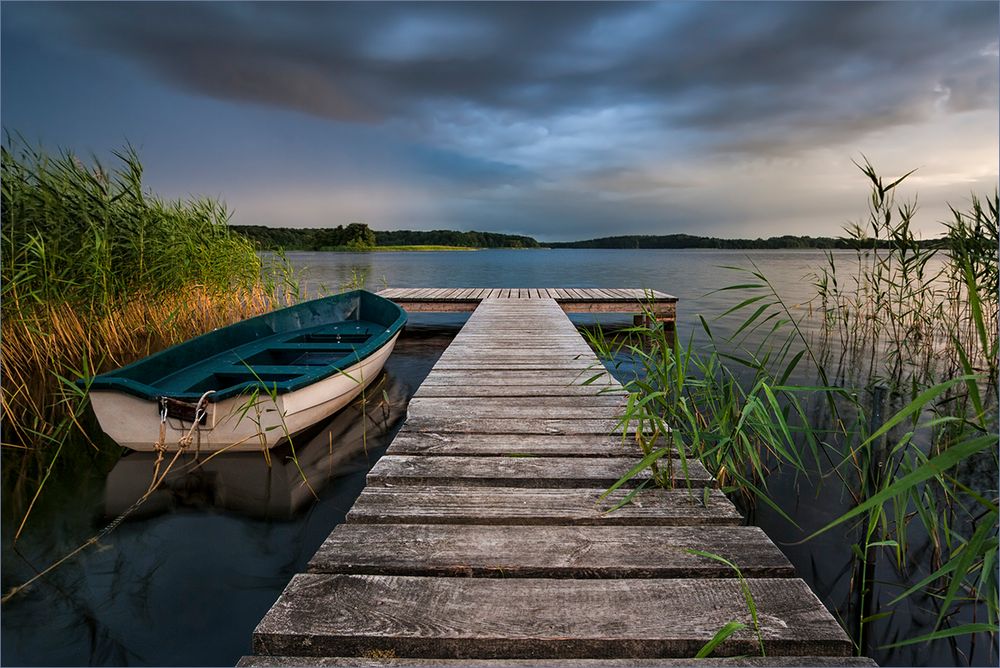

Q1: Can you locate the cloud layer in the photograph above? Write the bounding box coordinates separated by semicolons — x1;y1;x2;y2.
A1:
3;1;997;238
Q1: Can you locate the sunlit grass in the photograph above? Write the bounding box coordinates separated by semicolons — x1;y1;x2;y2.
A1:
1;137;300;449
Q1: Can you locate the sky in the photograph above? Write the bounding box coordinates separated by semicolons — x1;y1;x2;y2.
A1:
2;1;997;241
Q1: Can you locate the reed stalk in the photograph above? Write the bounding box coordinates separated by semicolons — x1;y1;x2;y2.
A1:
590;162;998;664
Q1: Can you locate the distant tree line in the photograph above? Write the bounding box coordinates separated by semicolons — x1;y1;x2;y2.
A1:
546;233;941;250
376;229;540;248
232;225;940;251
231;224;539;250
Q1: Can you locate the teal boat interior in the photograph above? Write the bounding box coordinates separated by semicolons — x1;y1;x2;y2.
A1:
80;290;407;402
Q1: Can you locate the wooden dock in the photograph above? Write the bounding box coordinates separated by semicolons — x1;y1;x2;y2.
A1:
241;295;871;666
376;287;677;324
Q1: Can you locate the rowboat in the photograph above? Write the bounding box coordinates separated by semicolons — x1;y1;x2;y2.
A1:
80;290;407;452
103;374;410;518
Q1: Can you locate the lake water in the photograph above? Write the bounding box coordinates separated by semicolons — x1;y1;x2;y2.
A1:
1;249;992;667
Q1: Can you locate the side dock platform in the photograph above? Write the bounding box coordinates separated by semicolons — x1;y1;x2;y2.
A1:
240;293;874;667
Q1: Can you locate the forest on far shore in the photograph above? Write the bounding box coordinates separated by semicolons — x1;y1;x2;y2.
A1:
232;224;942;251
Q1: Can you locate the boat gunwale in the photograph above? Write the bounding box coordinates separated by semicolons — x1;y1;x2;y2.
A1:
79;290;407;403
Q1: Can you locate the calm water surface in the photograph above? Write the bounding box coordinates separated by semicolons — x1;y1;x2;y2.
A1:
1;249;991;667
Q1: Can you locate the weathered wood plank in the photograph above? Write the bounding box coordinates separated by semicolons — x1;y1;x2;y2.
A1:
449;335;589;341
433;359;600;367
388;300;480;312
367;455;712;488
418;371;619;386
385;432;638;457
412;385;626;398
438;349;595;356
408;402;625;420
402;417;628;434
408;397;627;409
252;574;852;658
347;486;740;525
240;657;879;667
561;302;675;315
308;525;792;578
431;363;602;371
440;348;597;356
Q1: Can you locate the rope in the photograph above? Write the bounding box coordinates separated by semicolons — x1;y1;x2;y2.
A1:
3;390;217;604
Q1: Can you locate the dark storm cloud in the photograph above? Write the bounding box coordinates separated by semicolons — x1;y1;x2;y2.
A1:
3;2;996;237
26;1;999;156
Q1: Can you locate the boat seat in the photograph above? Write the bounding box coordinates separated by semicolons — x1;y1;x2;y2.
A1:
154;320;384;394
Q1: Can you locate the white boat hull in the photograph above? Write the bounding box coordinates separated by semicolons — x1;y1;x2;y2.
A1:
90;332;400;452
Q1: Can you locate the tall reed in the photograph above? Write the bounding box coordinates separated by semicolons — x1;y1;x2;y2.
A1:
591;163;998;664
1;138;300;537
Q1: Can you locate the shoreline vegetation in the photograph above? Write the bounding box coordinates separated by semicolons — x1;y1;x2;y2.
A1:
1;138;297;460
233;224;960;252
327;244;477;252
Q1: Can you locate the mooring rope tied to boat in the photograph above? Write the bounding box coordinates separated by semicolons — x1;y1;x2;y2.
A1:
149;390;215;494
2;391;219;605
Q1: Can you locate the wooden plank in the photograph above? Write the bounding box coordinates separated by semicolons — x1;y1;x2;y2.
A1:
435;353;598;361
560;302;674;315
430;362;601;370
386;301;479;312
252;574;852;658
403;417;628;435
367;455;712;488
412;385;627;399
418;371;619;386
441;348;596;355
346;486;741;525
453;331;585;336
308;525;793;578
418;369;616;381
408;397;626;410
385;433;637;457
406;404;625;420
240;657;879;667
439;352;597;359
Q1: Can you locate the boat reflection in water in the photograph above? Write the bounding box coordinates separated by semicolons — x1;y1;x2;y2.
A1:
103;370;409;521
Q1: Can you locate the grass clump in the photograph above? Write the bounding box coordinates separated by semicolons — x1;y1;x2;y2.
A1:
590;161;998;663
1;137;297;451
